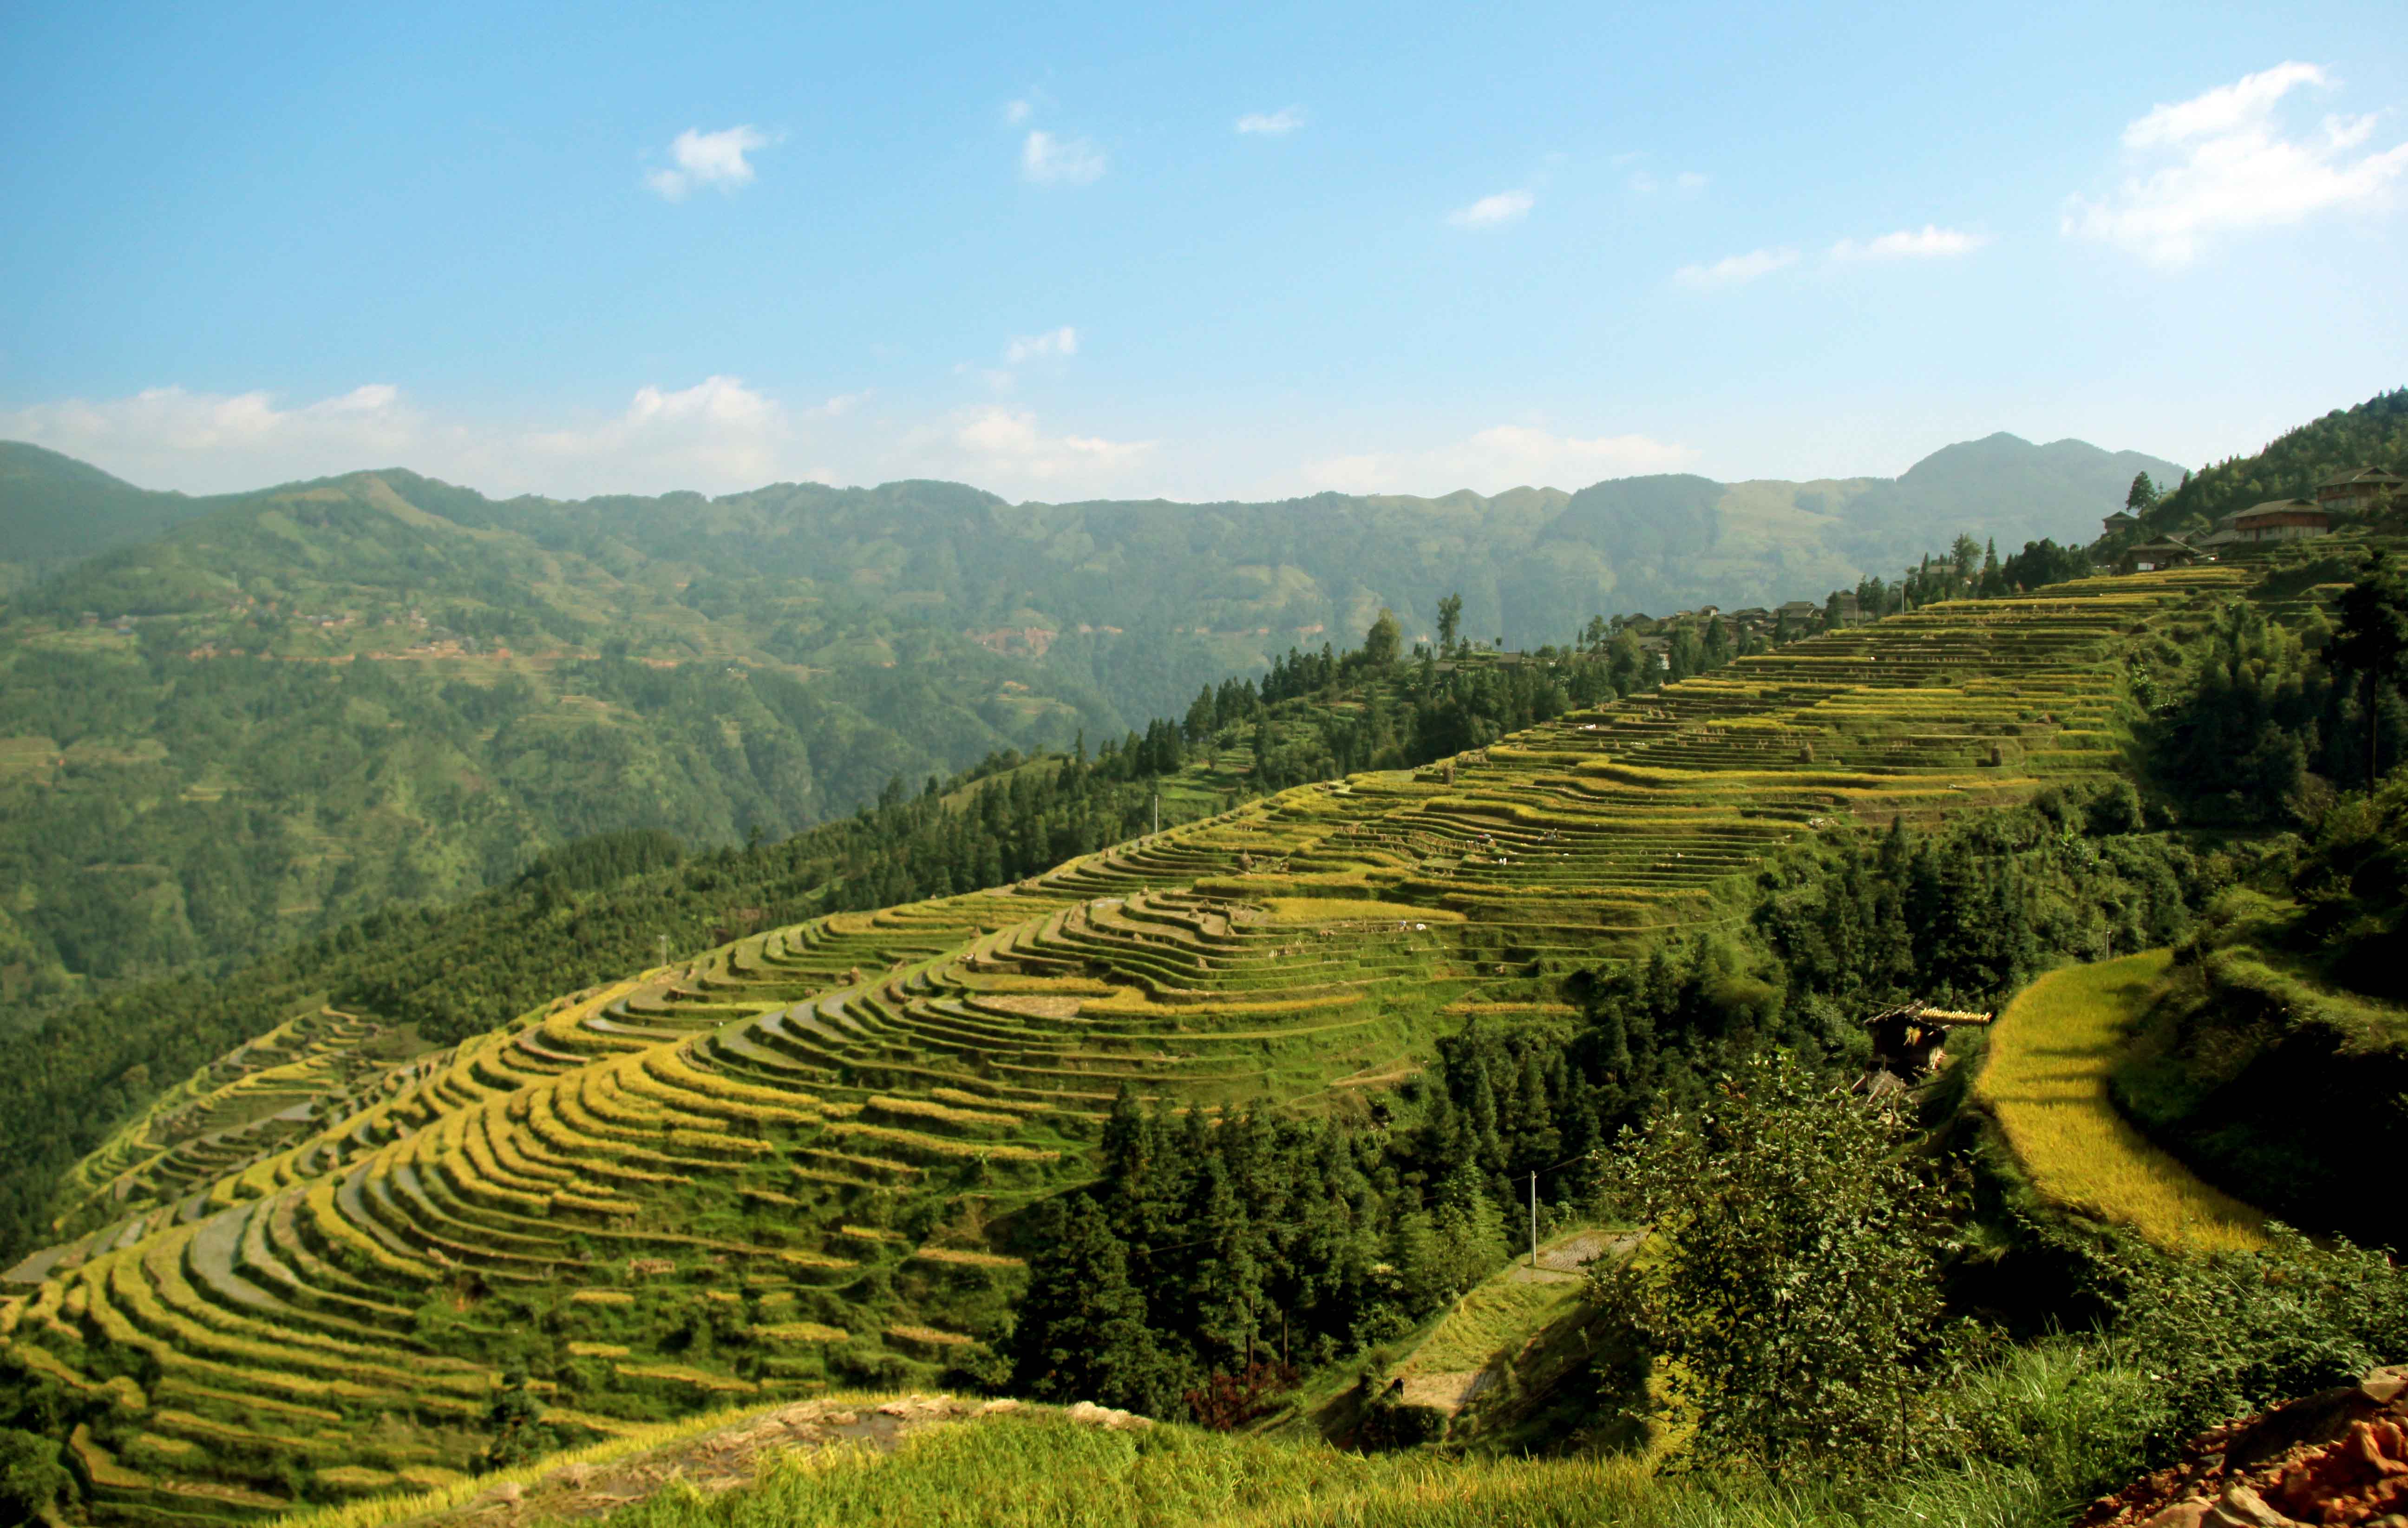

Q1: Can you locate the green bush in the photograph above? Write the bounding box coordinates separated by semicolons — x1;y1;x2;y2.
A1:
1591;1050;1956;1472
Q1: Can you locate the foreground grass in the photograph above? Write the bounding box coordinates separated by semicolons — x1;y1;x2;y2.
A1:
1977;951;2267;1253
275;1339;2157;1528
579;1343;2155;1528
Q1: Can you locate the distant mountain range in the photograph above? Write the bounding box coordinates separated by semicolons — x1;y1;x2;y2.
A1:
2;428;2181;654
0;429;2179;1006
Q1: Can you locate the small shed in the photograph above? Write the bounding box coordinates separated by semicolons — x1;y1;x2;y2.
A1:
1861;1001;1993;1078
2120;538;2199;573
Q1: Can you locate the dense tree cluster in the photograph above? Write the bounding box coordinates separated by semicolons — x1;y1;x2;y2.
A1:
2144;554;2408;820
1010;787;2218;1424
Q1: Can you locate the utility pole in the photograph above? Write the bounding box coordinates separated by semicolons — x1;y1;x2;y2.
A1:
1152;790;1160;837
657;933;668;969
1529;1170;1538;1269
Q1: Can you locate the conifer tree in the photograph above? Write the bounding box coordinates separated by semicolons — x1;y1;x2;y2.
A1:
1010;1196;1172;1413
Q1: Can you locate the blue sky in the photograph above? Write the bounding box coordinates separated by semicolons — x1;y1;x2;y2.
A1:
2;0;2402;501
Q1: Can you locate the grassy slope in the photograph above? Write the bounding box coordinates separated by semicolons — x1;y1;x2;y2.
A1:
2112;926;2408;1251
297;1344;2159;1528
1975;950;2266;1253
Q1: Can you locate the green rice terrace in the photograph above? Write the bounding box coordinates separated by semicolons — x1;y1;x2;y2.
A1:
0;566;2247;1521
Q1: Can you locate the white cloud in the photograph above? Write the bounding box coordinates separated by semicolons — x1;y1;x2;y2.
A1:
2122;61;2326;150
949;406;1155;481
1022;130;1106;186
1628;171;1658;194
1003;326;1079;363
1004;98;1032;125
1675;171;1709;193
1829;224;1991;261
1303;424;1698;495
1447;189;1534;228
2065;62;2408;264
1236;107;1306;135
0;384;425;491
1673;247;1799;289
807;390;870;418
0;378;826;498
513;376;796;489
644;125;772;202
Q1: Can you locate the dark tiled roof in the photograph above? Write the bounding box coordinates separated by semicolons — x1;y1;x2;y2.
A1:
2317;466;2406;489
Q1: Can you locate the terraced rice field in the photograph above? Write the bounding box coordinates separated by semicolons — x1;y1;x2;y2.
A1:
1976;949;2268;1254
0;568;2244;1521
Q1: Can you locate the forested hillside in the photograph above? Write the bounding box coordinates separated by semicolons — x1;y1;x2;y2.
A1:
0;445;222;594
2136;387;2408;534
0;430;2177;1008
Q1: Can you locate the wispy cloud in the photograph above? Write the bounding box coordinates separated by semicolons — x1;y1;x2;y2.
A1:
1304;425;1697;495
1236;107;1306;136
1673;247;1798;289
0;378;819;497
2064;62;2408;265
1447;189;1534;228
1004;327;1079;363
1830;224;1990;261
1003;98;1033;125
1022;130;1106;186
644;126;772;202
951;407;1154;479
1675;171;1709;193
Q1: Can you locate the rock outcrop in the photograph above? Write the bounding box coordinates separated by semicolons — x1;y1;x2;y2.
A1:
2083;1367;2408;1528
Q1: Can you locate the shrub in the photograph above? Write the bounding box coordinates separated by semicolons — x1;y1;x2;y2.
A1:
1591;1049;1956;1472
2107;1225;2408;1453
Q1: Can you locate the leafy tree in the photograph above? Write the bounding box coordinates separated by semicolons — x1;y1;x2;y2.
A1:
0;1429;67;1528
1436;592;1464;653
1950;533;1983;579
2126;472;2158;513
2145;600;2320;822
2324;551;2408;791
1593;1050;1953;1472
481;1366;557;1471
1361;608;1402;668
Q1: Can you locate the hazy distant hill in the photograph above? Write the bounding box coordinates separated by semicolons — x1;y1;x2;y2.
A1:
0;430;2181;669
0;442;224;592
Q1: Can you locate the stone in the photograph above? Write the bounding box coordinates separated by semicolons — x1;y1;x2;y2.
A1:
2362;1367;2408;1406
2142;1500;2211;1528
487;1482;525;1505
2203;1484;2303;1528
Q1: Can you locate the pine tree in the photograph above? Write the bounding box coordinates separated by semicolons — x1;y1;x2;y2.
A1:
1010;1196;1171;1413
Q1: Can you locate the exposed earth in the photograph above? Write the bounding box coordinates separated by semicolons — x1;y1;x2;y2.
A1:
2082;1368;2408;1528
